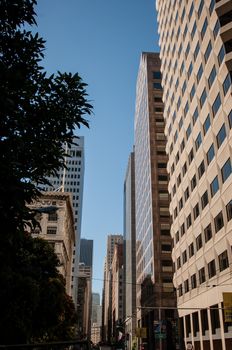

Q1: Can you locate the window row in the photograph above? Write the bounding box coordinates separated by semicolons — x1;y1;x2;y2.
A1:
175;200;232;270
178;249;230;297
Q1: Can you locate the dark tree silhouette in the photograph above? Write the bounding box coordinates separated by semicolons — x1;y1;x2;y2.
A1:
0;0;92;343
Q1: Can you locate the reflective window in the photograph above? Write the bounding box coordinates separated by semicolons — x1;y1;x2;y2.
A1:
217;124;226;148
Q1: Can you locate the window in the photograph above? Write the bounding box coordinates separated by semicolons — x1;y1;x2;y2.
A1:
198;160;205;179
221;158;232;183
191;274;197;289
184;279;189;293
196;233;203;250
197;64;203;83
208;65;216;89
177;174;181;187
153;71;162;79
190;84;196;101
226;200;232;221
191;21;197;39
214;211;224;232
199;267;206;284
229;110;232;129
158;162;166;169
188;148;194;165
223;74;231;96
153;82;162;89
177;257;181;269
174;207;178;219
179;284;183;296
195;132;202;151
198;0;204;18
210;176;219;197
182;250;187;264
180;139;185;152
201;190;209;209
186;124;192;140
213;19;220;39
182;82;186;96
189;243;194;258
184;101;189;117
209;0;215;15
179;198;183;211
212;94;221;117
189;2;194;20
161;244;172;253
179;117;183;130
200;88;207;108
182;162;187;177
207;144;215;164
185;43;190;58
193;107;199;125
218;45;225;66
208;260;216;278
194;42;200;60
204;224;212;242
175;231;179;243
204;41;212;63
193;203;200;220
191;174;197;190
47;227;57;235
218;250;229;271
217;124;226;148
184;187;190;201
188;62;193;79
203;115;211;135
181;223;185;237
48;212;58;222
187;213;192;228
201;18;208;39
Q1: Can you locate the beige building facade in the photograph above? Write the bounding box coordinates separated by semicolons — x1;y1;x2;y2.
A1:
156;0;232;349
29;192;75;296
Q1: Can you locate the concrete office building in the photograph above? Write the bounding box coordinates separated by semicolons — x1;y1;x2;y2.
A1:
156;0;232;348
77;264;92;338
102;235;123;342
134;52;177;349
80;238;93;267
42;136;85;306
111;243;124;341
123;152;137;349
29;192;75;296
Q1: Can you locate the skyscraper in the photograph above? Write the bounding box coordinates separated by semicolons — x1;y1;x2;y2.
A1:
156;1;232;348
80;238;93;267
123;151;136;349
102;234;123;342
134;53;176;349
42;136;85;306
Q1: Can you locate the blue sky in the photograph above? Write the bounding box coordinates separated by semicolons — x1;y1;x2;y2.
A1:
36;0;159;296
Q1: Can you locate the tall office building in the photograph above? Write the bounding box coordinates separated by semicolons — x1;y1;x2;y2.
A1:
102;234;123;342
156;1;232;348
80;238;93;267
42;136;85;306
123;151;137;349
134;53;177;349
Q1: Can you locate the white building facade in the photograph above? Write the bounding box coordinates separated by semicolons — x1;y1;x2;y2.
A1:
156;1;232;349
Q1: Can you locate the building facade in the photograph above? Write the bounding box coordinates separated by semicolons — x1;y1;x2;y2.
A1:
80;238;93;267
134;52;177;349
29;192;75;296
123;151;137;349
77;264;92;339
156;1;232;349
42;136;85;306
102;235;123;343
111;243;124;342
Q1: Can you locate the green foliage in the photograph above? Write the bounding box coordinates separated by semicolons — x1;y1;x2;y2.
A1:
0;0;93;343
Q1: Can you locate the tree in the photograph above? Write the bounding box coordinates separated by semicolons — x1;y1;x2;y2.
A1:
0;0;92;343
0;0;92;231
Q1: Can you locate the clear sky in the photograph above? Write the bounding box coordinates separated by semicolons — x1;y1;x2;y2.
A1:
36;0;159;297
